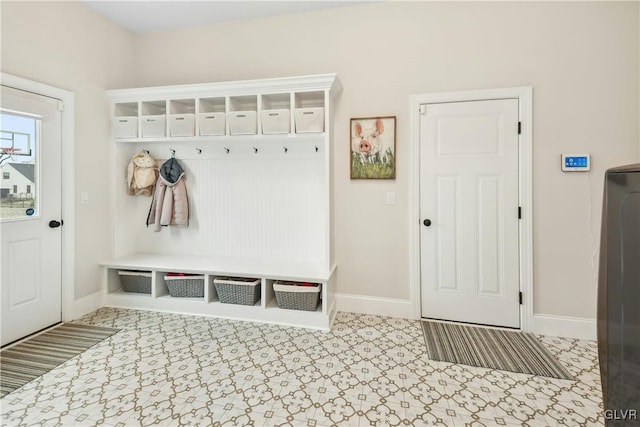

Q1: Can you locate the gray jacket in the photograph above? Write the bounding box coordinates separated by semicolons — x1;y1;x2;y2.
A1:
146;158;189;231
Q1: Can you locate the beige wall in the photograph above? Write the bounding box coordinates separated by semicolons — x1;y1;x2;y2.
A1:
2;1;638;321
131;2;639;319
1;1;136;299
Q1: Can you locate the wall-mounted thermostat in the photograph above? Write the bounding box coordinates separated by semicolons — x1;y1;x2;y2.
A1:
561;153;591;172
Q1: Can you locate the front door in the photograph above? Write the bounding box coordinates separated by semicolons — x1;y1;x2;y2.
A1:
1;85;63;346
420;98;520;328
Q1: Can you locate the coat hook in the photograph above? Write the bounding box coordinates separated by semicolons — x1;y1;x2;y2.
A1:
253;147;259;154
143;149;150;154
315;146;319;152
170;149;176;158
283;146;288;153
196;148;202;154
224;147;230;154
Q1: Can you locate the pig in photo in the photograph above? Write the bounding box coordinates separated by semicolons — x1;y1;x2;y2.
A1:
350;116;396;179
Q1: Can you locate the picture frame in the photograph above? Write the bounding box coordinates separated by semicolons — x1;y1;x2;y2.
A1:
350;116;396;179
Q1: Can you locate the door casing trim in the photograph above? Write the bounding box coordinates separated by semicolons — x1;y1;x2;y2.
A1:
1;73;75;323
409;87;533;332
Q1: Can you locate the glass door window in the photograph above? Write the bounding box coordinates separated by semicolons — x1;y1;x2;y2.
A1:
0;113;38;220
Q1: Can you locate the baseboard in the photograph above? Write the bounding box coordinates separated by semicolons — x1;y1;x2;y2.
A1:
532;313;596;340
65;291;104;321
336;293;416;319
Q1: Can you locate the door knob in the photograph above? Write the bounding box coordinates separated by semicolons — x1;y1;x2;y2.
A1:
49;220;63;228
423;219;432;227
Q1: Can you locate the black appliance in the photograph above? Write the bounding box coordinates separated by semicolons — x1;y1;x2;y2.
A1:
598;163;640;425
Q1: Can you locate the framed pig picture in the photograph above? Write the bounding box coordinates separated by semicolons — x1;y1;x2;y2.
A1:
350;116;396;179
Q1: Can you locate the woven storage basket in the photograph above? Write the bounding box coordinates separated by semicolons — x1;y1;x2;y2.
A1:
164;275;204;297
118;271;152;294
214;277;260;305
273;281;321;311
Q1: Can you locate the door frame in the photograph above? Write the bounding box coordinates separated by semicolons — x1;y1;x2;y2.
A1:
409;87;533;331
1;72;75;323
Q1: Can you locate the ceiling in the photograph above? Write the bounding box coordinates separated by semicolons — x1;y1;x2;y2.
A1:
82;1;364;34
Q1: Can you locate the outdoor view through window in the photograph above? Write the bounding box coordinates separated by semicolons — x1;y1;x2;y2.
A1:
0;113;38;220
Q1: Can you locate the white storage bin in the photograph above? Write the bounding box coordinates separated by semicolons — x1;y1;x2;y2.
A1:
198;112;226;136
169;114;195;137
228;111;257;135
294;107;324;133
113;117;138;139
141;115;166;138
261;109;291;134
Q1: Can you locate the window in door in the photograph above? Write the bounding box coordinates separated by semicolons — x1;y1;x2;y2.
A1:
0;114;37;219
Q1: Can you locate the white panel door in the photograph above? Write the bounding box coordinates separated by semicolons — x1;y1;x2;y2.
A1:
420;99;520;328
1;85;62;346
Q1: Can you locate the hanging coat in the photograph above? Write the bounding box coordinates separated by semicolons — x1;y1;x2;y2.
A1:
146;157;189;231
127;151;158;196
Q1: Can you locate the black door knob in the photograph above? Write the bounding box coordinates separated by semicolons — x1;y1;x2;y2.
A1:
423;219;432;227
49;220;63;228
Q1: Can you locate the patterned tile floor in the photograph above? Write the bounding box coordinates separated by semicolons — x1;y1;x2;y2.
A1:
1;308;603;426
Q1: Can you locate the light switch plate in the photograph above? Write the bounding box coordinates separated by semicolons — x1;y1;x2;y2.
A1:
386;192;395;205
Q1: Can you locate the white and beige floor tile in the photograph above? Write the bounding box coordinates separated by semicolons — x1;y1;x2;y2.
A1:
1;308;604;426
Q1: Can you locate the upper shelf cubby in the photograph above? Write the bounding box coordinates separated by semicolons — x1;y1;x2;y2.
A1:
169;99;196;137
108;74;341;142
261;93;292;135
140;101;167;138
113;102;138;139
199;98;226;136
294;91;325;134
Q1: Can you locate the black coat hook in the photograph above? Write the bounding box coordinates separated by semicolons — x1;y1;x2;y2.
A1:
196;148;202;154
224;147;230;154
170;149;176;158
253;147;259;154
315;146;319;152
284;146;288;153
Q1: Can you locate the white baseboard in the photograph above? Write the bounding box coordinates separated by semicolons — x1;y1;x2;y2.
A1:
65;291;104;321
336;293;416;319
532;314;596;340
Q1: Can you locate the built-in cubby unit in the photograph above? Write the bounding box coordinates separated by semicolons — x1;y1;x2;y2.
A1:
104;74;341;330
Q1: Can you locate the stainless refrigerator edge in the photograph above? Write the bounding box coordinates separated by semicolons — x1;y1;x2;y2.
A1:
598;163;640;426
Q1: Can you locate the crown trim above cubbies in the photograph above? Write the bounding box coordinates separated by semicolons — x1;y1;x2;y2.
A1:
108;74;342;99
105;74;340;331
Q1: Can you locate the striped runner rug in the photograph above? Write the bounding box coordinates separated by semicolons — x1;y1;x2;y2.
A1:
0;323;120;398
421;320;573;380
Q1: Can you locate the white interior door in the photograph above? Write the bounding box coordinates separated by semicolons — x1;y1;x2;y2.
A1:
1;85;63;346
420;98;520;328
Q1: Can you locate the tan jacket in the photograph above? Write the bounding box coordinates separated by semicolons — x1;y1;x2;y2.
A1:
127;151;157;196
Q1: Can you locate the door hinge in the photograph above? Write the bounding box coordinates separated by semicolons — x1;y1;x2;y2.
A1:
519;292;523;305
518;121;522;134
518;206;522;219
419;105;427;115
